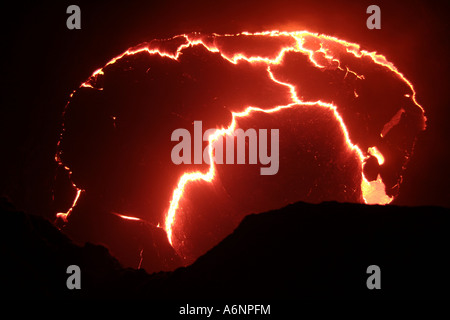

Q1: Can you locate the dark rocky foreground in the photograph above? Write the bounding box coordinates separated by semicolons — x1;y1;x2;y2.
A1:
1;197;449;300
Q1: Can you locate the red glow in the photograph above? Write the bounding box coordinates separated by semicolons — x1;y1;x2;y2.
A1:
56;31;425;253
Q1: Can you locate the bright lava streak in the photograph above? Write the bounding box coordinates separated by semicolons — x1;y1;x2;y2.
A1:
56;188;82;223
112;212;143;221
56;31;425;248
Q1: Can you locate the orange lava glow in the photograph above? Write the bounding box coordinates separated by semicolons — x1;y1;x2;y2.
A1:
57;31;425;247
368;146;385;166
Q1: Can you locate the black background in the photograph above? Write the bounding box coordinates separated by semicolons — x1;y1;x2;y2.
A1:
1;0;449;220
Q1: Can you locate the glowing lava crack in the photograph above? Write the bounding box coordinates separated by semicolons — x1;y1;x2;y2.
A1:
55;31;426;258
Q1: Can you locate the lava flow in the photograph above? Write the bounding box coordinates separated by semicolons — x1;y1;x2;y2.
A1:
54;31;426;266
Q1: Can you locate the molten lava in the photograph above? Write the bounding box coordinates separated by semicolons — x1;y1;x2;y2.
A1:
54;31;426;265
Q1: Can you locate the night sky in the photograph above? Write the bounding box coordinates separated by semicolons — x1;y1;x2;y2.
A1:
2;0;449;224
